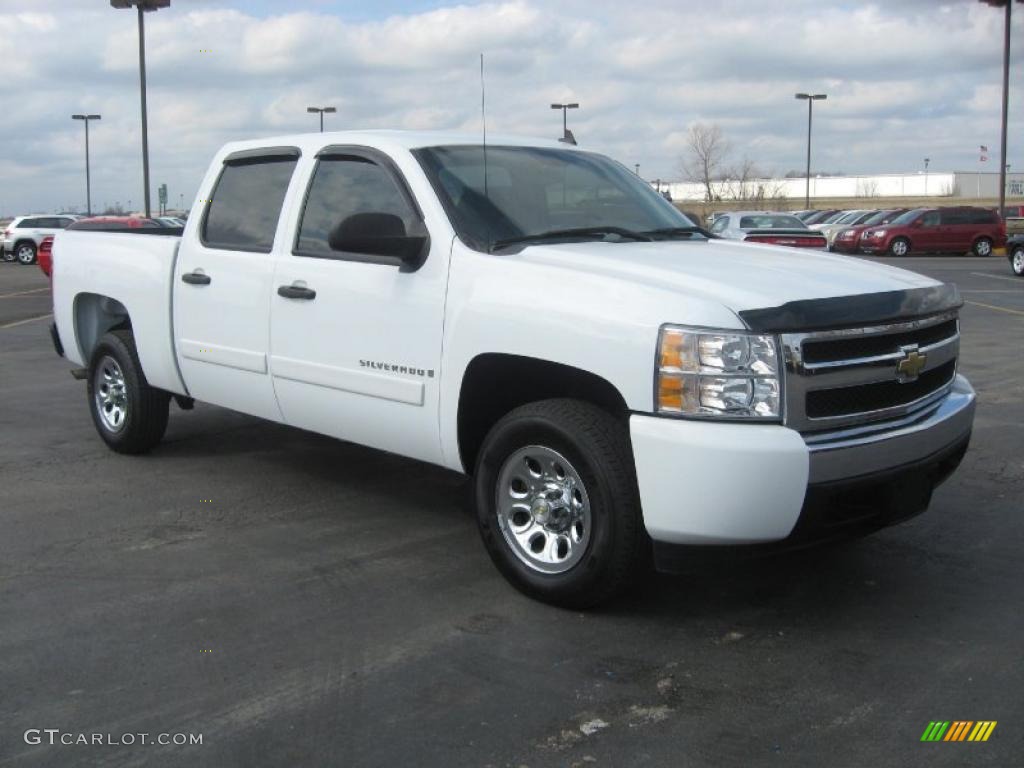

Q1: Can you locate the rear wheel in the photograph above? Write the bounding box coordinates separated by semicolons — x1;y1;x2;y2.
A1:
971;237;993;257
473;399;645;608
1011;245;1024;276
888;237;910;257
14;241;36;265
87;330;170;454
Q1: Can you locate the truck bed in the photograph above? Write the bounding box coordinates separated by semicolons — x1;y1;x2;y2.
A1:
52;230;188;396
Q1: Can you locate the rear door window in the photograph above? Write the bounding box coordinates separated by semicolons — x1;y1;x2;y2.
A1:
201;154;299;252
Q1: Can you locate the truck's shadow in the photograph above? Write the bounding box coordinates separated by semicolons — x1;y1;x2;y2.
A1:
155;405;924;622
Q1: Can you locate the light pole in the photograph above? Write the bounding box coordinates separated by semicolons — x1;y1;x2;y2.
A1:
550;102;579;141
111;0;169;219
307;106;336;132
795;93;827;209
979;1;1020;214
634;164;640;177
924;157;930;195
71;114;101;216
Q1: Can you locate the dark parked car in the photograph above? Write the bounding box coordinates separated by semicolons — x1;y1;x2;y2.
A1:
1008;235;1024;276
859;206;1005;257
800;209;842;225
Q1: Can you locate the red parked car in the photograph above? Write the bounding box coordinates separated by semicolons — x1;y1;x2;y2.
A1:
831;209;908;254
37;235;54;277
66;216;165;231
859;206;1005;257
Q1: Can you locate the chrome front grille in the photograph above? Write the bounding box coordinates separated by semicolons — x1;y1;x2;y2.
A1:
781;311;960;433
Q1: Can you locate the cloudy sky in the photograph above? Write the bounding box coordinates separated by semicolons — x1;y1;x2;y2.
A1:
0;0;1020;215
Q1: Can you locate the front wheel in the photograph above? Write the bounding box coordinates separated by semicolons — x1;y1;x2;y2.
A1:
888;237;910;257
1011;245;1024;276
87;330;170;454
972;237;993;257
473;399;646;608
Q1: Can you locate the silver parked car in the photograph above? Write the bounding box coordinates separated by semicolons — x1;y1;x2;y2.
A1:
811;209;878;249
709;211;827;249
2;214;79;264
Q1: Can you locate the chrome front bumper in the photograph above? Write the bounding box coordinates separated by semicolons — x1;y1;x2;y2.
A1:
805;374;975;484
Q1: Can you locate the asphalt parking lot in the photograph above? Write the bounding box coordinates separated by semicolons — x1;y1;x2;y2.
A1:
1;255;1021;767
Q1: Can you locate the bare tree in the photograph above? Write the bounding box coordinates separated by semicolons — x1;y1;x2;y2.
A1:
681;123;729;202
855;179;879;198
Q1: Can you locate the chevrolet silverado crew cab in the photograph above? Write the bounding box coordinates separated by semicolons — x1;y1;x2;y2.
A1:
51;131;975;607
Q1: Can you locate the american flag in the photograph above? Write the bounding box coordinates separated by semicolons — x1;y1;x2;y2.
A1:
980;145;988;161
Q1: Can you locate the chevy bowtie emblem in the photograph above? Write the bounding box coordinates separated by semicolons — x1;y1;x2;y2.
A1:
896;345;927;382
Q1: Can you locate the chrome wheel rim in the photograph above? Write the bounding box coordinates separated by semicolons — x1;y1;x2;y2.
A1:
16;244;34;263
892;240;908;256
94;356;128;432
976;240;991;256
495;445;591;574
1013;249;1024;275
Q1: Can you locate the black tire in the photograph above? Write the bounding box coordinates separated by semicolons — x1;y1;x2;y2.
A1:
888;237;911;257
971;237;993;257
14;240;36;265
87;329;170;454
473;399;646;608
1011;245;1024;276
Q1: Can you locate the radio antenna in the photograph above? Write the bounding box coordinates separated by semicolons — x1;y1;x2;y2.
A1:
480;53;489;198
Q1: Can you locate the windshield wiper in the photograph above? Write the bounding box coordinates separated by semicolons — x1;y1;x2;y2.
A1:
491;226;654;252
640;226;718;239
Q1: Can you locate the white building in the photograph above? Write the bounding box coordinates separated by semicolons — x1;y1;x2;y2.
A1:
659;171;1024;203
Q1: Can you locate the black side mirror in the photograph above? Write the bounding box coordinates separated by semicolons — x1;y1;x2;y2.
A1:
328;212;429;271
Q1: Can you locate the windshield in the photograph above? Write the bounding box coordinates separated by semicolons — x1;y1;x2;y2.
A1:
738;214;806;229
834;211;863;224
889;209;925;225
818;210;849;224
414;145;697;252
863;209;897;226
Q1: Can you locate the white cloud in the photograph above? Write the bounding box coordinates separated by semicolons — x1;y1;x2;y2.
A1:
0;0;1020;215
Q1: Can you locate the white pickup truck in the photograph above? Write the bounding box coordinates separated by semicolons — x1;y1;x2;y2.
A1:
51;131;975;607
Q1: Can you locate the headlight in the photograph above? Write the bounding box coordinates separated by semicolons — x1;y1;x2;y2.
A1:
657;326;781;419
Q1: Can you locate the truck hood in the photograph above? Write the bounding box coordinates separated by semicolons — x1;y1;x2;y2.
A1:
514;238;940;314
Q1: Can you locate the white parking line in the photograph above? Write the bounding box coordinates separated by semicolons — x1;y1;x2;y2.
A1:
0;287;49;299
0;313;53;329
970;272;1024;284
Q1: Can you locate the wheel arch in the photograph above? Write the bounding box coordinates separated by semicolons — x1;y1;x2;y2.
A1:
73;293;132;365
456;352;630;473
